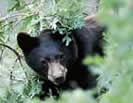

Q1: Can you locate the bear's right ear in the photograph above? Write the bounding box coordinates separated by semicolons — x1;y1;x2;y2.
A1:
17;32;38;53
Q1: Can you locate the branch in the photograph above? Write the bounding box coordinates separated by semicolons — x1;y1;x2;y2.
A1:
0;13;28;22
84;14;96;21
0;43;29;81
0;11;39;23
0;48;4;62
0;43;24;68
0;43;21;58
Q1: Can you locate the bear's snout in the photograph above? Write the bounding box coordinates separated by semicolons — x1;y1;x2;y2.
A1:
48;61;67;85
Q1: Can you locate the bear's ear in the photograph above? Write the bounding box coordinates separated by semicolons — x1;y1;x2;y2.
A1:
17;32;38;53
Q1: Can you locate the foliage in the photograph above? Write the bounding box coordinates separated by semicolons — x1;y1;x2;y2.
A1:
85;0;133;102
0;0;87;45
0;0;133;103
98;0;133;102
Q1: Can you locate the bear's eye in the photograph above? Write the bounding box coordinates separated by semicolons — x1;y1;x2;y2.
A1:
56;54;65;60
60;54;65;59
41;59;48;67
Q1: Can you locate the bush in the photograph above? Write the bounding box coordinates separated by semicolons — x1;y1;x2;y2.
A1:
0;0;133;103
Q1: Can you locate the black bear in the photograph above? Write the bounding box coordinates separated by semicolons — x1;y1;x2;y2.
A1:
17;15;105;99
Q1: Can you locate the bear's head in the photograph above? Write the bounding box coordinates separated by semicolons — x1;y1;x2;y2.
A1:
17;30;78;85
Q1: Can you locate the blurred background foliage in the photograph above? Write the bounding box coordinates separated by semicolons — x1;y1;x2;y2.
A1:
0;0;133;103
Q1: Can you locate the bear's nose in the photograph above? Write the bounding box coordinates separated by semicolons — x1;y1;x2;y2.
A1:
55;77;65;84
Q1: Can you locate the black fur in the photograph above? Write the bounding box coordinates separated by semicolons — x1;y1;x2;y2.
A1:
17;18;105;99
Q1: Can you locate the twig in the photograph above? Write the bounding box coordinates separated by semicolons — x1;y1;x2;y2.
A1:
14;12;38;27
84;14;96;21
0;48;4;62
0;43;29;81
0;43;21;59
0;43;22;74
0;13;28;22
0;43;23;66
10;71;25;83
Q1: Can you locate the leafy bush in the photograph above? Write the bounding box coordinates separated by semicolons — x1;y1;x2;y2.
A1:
0;0;133;103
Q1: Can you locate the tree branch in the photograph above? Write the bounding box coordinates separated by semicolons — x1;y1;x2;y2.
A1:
0;43;21;58
0;43;29;81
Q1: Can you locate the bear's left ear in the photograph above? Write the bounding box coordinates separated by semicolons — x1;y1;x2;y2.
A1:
17;32;39;53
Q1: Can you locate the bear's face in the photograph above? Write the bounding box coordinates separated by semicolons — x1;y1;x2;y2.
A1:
17;31;77;85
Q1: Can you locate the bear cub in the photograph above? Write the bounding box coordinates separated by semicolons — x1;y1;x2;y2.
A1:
17;16;105;98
